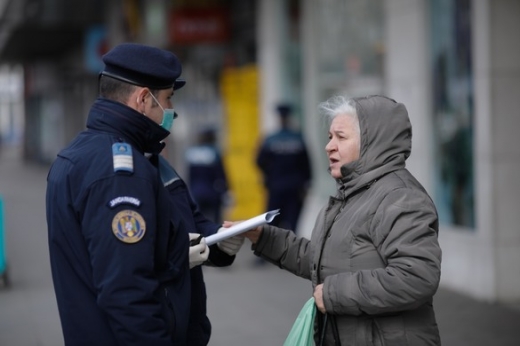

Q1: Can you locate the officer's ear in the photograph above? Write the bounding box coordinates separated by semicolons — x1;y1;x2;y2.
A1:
133;87;150;114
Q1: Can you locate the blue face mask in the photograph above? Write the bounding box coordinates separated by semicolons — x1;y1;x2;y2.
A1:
149;92;177;131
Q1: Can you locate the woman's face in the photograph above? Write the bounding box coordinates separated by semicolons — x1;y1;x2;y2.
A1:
325;113;361;179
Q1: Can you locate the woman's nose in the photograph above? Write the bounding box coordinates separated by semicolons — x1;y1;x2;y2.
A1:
325;140;334;152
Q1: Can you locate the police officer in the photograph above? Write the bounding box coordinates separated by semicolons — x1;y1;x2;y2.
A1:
46;43;222;345
157;153;243;345
256;103;312;232
185;126;229;224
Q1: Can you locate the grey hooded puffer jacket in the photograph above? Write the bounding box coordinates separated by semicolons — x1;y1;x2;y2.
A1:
254;95;442;346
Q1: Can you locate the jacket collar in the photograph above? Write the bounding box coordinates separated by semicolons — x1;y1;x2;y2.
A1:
86;97;170;155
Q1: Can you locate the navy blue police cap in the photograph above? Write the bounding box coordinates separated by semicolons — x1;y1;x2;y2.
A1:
276;103;292;117
101;43;186;90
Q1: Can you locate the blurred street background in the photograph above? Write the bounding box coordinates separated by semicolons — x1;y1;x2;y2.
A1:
0;0;520;345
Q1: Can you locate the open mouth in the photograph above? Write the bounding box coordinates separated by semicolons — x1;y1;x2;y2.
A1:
329;157;339;165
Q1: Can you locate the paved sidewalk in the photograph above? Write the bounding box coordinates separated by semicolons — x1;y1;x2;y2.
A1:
1;145;520;345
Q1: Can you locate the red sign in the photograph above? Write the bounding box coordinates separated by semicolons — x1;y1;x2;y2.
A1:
169;8;230;44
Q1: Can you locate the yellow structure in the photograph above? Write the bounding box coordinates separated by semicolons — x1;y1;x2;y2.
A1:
220;65;265;220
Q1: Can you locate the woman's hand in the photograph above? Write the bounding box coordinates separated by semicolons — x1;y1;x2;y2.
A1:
221;221;263;244
243;226;262;244
313;284;326;314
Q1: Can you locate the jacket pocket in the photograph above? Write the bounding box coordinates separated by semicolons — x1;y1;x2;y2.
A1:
369;318;384;346
164;283;191;343
156;285;177;338
371;314;407;346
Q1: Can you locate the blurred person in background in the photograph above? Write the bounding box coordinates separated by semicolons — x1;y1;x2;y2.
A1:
256;103;312;232
158;125;241;345
244;95;442;345
157;153;241;346
46;43;243;346
185;126;230;225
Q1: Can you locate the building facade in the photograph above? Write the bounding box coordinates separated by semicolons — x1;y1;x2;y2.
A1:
0;0;518;304
291;0;520;304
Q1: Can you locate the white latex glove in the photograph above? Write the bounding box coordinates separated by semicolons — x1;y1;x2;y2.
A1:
216;227;245;256
189;233;209;269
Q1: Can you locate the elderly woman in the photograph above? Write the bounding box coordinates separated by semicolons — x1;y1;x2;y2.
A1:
245;95;442;345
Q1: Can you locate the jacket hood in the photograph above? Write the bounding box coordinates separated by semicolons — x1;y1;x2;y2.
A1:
338;95;412;195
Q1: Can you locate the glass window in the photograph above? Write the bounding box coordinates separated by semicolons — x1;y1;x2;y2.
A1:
312;0;385;194
316;0;384;99
430;0;475;228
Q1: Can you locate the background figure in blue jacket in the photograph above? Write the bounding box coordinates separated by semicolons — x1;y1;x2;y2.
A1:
256;104;312;232
158;155;242;346
185;127;229;224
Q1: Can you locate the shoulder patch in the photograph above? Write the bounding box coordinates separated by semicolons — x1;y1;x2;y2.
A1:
112;210;146;243
112;143;133;173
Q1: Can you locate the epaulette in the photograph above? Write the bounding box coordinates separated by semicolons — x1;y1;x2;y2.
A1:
112;142;133;173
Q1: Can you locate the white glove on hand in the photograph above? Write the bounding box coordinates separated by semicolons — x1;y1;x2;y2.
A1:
216;227;245;256
189;233;209;269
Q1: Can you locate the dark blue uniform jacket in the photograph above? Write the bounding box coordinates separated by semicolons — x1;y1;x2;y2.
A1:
256;128;312;191
46;98;191;345
158;156;234;345
256;128;312;230
184;145;228;206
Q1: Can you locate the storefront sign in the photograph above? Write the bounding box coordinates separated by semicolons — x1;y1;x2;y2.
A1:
169;8;230;44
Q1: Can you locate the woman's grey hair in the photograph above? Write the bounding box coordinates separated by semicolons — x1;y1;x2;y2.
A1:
318;95;360;135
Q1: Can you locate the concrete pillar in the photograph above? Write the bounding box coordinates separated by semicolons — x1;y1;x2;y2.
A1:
384;0;433;195
257;0;289;134
487;0;520;303
143;0;169;48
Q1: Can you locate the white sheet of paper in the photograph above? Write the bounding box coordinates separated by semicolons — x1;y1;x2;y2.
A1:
205;209;280;246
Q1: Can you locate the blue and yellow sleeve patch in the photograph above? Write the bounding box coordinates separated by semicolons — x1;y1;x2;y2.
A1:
111;210;146;243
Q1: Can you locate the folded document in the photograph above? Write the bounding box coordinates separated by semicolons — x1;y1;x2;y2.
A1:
205;209;280;246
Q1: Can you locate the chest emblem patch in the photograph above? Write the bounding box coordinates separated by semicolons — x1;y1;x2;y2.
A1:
112;210;146;243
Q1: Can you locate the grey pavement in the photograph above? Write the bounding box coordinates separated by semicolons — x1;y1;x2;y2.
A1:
1;144;520;345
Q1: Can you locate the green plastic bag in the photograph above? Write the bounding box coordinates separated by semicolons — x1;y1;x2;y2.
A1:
283;297;316;346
